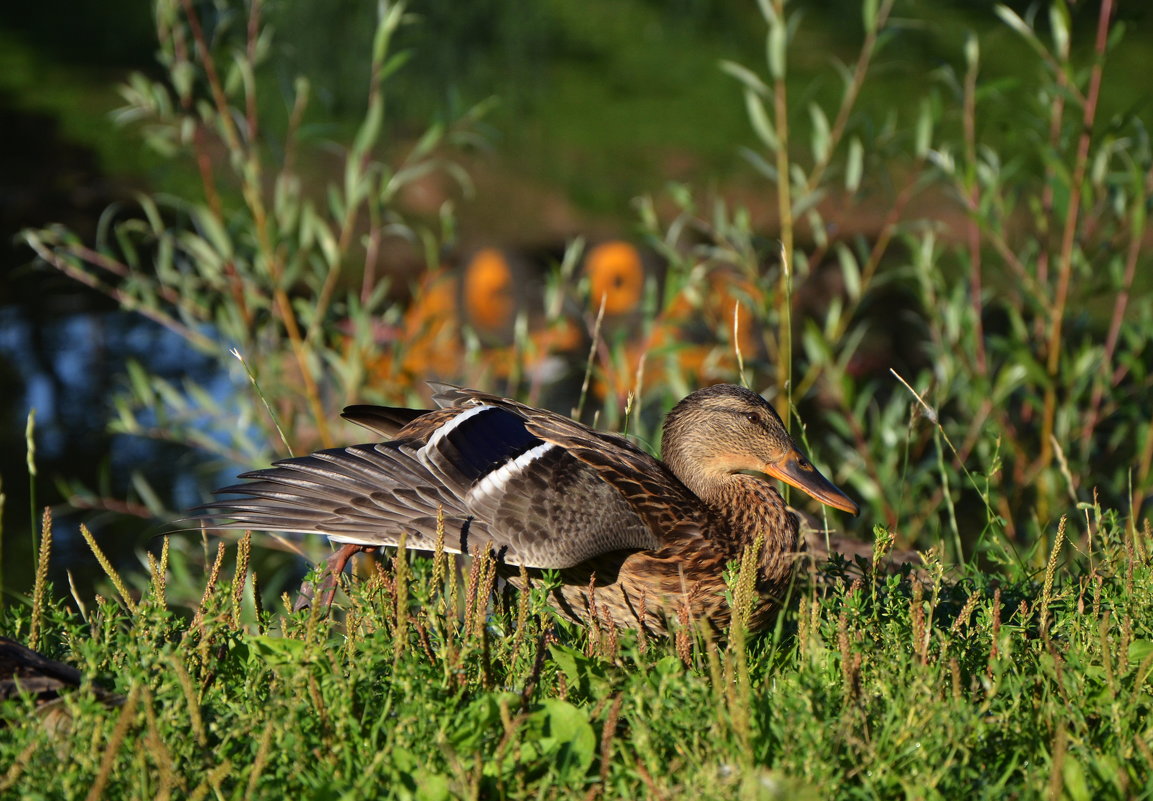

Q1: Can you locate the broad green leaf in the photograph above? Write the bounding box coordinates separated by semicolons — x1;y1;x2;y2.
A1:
540;699;596;776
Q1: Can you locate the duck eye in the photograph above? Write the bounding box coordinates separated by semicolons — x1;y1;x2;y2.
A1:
744;412;761;425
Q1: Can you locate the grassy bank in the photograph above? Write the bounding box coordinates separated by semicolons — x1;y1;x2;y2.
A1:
3;510;1152;798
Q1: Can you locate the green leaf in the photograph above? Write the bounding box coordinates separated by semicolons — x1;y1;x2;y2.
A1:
1049;0;1070;58
373;0;406;65
995;5;1046;58
767;16;786;80
549;644;609;698
964;33;979;71
1062;756;1090;801
994;5;1032;40
835;243;861;302
745;91;778;151
248;635;307;665
171;62;195;102
379;50;414;83
845;136;863;192
809;104;831;164
193;208;234;261
720;60;769;97
539;699;596;777
410;121;445;161
130;472;165;515
1129;639;1153;663
352;95;383;160
448;695;505;751
415;773;451;801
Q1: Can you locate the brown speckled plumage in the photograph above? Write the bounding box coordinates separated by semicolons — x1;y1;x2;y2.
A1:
203;383;858;634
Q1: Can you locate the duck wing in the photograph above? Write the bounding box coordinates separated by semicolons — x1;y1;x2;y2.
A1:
202;390;693;568
428;383;710;544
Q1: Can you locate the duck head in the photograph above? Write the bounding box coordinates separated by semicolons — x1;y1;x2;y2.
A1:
662;384;859;515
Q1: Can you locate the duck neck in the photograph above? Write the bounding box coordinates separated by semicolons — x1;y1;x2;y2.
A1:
698;475;800;579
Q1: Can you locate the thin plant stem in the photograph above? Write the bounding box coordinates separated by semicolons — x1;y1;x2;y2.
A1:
80;524;139;614
24;239;217;352
232;349;295;458
180;0;332;447
962;35;988;377
802;0;894;194
1081;162;1153;448
770;9;794;423
25;411;37;562
1038;0;1114;471
575;294;607;420
29;508;52;650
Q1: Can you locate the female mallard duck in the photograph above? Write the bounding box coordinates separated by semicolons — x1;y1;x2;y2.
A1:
205;383;858;634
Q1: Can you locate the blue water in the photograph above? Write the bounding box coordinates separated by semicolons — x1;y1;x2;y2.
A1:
0;302;251;589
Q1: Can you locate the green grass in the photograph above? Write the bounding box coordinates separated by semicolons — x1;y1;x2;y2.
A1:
3;511;1152;798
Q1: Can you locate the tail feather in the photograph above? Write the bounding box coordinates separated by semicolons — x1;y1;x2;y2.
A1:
340;405;427;437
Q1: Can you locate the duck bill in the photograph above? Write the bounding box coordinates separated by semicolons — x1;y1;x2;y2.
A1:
763;451;860;515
